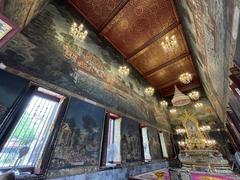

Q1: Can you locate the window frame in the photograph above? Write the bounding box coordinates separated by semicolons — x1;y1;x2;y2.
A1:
0;85;68;177
100;112;122;168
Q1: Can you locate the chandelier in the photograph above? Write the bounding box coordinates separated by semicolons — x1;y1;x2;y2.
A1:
179;72;192;84
188;90;200;100
160;100;168;108
176;128;185;134
169;108;177;113
205;139;216;146
118;65;129;77
194;102;203;108
171;86;191;106
199;125;211;131
145;87;154;96
70;22;88;41
161;35;177;50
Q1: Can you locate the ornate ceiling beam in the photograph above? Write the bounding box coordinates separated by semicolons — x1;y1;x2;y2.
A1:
143;51;189;78
98;0;129;33
127;21;180;61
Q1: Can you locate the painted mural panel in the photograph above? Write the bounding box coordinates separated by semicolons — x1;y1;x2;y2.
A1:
48;97;105;177
175;0;234;121
148;127;162;160
1;0;50;27
0;70;28;125
121;117;142;163
0;1;170;130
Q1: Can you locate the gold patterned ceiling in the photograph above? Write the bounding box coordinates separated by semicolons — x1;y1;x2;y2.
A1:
68;0;200;97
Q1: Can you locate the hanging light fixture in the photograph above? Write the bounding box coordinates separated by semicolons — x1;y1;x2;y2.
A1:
169;108;177;113
171;86;191;106
161;35;177;50
145;87;154;96
118;65;129;77
179;72;192;84
199;125;211;131
160;100;168;108
188;90;200;101
194;102;203;108
176;128;185;134
70;22;88;41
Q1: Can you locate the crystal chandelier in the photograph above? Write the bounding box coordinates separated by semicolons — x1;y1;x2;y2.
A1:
179;72;192;84
171;86;191;107
188;90;200;100
169;108;177;113
176;128;185;134
199;125;211;131
70;22;88;41
118;65;129;77
160;100;168;108
161;35;177;50
205;139;216;146
145;87;154;96
194;102;203;108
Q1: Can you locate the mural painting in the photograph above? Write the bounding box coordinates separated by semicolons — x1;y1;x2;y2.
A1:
121;118;142;163
0;70;28;125
0;1;170;131
148;127;162;160
175;0;234;121
0;0;50;27
48;97;105;177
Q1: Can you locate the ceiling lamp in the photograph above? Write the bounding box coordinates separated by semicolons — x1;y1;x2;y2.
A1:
145;87;154;96
169;108;177;113
188;90;200;100
179;72;192;84
70;22;88;41
199;125;211;131
160;100;168;108
194;102;203;108
171;86;191;107
161;35;177;50
176;128;185;134
118;65;129;77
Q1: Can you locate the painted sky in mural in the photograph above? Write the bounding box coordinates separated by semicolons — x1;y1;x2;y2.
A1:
0;1;170;130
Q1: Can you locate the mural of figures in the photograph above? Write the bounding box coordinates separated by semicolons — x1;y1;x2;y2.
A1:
0;1;170;131
121;118;142;163
148;127;162;160
48;97;105;177
175;0;234;121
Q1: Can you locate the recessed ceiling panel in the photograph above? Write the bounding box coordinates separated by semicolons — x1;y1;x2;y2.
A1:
100;0;178;57
146;56;196;88
68;0;124;30
129;25;188;74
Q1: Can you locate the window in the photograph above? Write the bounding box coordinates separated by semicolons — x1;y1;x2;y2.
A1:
159;132;168;158
141;126;151;162
0;87;64;174
101;113;121;167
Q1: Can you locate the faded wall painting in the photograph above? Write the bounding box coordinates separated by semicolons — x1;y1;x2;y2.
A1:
148;127;162;160
48;97;105;177
0;0;50;27
174;0;234;121
0;70;28;125
0;1;170;131
121;118;142;164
